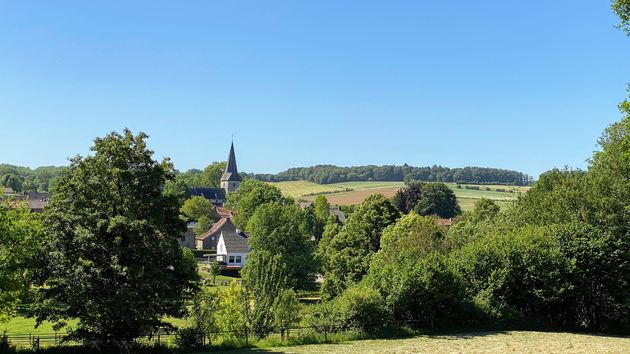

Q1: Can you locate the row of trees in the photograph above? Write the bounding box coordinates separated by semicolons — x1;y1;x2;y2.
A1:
0;164;66;192
244;165;532;186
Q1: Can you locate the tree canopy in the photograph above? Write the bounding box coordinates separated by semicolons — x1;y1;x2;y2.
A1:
31;129;199;344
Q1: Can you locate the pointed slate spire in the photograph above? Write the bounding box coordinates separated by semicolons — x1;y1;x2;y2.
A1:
221;141;241;182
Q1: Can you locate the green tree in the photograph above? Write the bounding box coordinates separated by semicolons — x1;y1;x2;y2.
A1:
0;174;22;193
209;261;221;284
213;281;248;340
0;200;41;322
32;129;200;345
274;289;301;341
315;215;342;272
180;196;215;235
322;194;399;298
414;182;461;218
181;196;214;221
246;203;315;289
334;283;389;331
242;251;288;339
199;161;226;188
226;180;288;229
367;213;461;324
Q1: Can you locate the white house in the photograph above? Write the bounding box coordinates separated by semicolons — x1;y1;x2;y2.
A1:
196;217;250;268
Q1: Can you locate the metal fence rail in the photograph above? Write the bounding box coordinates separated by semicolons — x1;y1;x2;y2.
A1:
3;319;468;349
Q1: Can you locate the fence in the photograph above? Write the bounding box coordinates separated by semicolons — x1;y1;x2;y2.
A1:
3;319;448;349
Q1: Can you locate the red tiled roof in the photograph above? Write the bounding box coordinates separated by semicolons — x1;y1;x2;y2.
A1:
216;206;233;218
197;218;228;240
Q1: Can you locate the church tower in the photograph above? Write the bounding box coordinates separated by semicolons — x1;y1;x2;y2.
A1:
220;142;242;193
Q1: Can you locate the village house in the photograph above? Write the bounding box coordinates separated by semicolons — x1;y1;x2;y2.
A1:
196;217;250;268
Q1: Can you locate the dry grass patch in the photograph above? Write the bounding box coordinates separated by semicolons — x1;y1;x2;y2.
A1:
214;331;630;354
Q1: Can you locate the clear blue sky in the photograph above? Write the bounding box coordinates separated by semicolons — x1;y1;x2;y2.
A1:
1;1;629;178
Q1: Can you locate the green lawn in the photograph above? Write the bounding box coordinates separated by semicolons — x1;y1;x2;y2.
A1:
208;331;630;354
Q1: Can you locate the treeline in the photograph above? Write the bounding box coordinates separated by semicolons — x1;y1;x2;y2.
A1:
243;165;533;186
0;164;66;192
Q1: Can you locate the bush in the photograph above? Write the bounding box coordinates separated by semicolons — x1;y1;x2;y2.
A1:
174;327;203;349
335;284;390;331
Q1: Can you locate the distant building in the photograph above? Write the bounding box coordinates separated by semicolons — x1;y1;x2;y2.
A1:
196;218;250;268
178;222;197;249
189;187;226;206
189;142;242;206
220;142;242;193
2;187;14;195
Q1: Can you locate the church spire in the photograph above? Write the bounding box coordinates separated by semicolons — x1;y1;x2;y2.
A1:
221;141;242;193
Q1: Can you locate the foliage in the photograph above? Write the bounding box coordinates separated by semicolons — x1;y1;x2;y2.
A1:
175;161;226;189
366;213;463;322
31;130;200;344
455;225;569;321
315;215;342;272
242;251;288;339
0;201;42;322
209;261;221;284
273;289;301;340
226;180;289;229
213;281;247;340
413;182;461;218
613;0;630;35
246;203;315;289
322;195;399;298
448;198;501;248
333;284;389;331
180;195;215;235
180;196;214;222
244;164;532;186
0;165;67;193
0;174;23;193
393;182;461;218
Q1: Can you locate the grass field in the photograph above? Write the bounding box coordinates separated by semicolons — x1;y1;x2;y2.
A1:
213;331;630;354
271;180;527;211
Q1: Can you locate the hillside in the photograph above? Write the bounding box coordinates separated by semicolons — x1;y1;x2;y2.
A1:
271;180;528;211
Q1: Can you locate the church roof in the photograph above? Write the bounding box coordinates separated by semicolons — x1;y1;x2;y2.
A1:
190;187;226;200
221;142;242;182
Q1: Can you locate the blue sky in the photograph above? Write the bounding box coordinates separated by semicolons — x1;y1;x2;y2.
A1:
1;1;629;178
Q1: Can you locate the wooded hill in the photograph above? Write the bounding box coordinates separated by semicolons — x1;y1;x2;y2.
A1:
243;165;533;186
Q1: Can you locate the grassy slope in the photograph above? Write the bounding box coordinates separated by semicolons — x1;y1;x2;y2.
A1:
271;180;527;211
213;331;630;354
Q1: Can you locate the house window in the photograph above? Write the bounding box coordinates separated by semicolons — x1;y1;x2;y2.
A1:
180;235;186;241
235;256;242;263
229;256;235;263
211;236;215;241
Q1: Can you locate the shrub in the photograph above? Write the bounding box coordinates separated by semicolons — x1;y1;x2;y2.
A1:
335;284;390;331
174;327;203;349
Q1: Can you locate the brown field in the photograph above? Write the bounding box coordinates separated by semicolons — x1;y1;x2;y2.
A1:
213;331;630;354
302;187;400;205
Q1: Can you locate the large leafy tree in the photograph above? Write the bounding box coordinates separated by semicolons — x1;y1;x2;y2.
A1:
322;194;399;298
226;180;288;229
0;200;41;322
180;195;215;235
414;182;460;218
0;174;23;193
246;202;315;289
242;251;288;339
393;181;460;218
32;129;199;344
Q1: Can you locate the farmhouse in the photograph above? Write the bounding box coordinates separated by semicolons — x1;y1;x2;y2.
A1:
196;217;250;268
